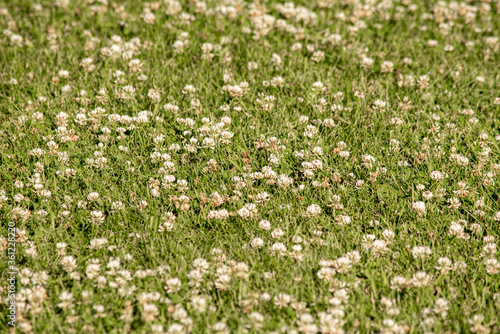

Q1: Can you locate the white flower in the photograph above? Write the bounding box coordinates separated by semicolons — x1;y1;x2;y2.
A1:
412;201;426;215
305;204;321;217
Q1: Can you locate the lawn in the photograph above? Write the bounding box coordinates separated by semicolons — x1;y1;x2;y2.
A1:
0;0;499;333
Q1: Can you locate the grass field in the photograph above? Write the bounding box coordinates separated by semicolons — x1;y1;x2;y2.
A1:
1;0;500;333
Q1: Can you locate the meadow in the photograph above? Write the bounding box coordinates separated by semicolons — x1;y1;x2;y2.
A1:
0;0;500;333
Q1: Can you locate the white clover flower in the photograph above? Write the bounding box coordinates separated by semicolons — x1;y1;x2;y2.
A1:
412;201;426;215
305;204;321;217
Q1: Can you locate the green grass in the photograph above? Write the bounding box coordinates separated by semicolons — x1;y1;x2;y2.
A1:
0;0;500;333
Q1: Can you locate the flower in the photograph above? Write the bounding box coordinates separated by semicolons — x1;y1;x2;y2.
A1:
305;204;321;217
412;201;426;215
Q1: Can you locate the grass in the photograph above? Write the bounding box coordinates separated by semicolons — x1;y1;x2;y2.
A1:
0;0;500;333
